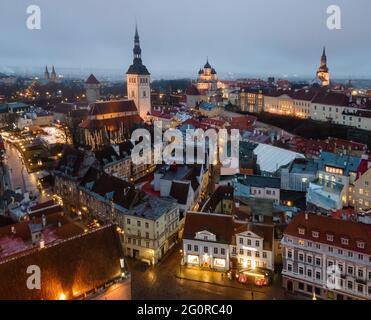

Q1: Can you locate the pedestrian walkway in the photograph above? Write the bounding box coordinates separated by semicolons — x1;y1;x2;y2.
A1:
175;266;266;293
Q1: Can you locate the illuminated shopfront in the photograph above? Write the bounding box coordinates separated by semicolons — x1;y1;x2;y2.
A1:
213;258;226;269
187;255;200;265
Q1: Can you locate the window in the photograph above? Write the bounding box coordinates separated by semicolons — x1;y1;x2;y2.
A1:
298;228;305;235
307;269;312;277
299;267;304;275
255;251;260;258
348;251;353;258
145;232;149;239
263;252;267;259
328;246;334;253
187;244;191;251
315;243;321;250
221;248;226;255
358;284;363;293
239;248;244;255
299;253;304;261
247;239;251;246
287;250;293;259
204;247;208;253
137;221;141;227
357;241;365;249
358;269;364;278
127;218;131;225
316;271;321;280
255;240;260;247
214;247;218;254
298;282;304;290
146;241;149;248
239;238;243;244
315;257;321;266
338;249;343;255
145;222;149;228
247;250;251;256
341;238;349;245
194;245;198;252
312;231;319;238
307;256;313;264
326;234;334;242
347;266;353;275
287;264;292;272
347;281;353;290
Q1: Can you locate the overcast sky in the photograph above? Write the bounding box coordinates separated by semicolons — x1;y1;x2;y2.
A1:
0;0;370;79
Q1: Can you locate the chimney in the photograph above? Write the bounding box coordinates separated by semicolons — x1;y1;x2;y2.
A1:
39;239;45;249
305;213;309;221
11;226;16;234
235;201;240;208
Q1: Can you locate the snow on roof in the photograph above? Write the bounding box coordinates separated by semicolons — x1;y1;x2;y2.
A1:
253;143;305;173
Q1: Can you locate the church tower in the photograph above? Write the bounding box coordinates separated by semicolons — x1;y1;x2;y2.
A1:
44;65;50;81
85;74;101;104
51;65;57;82
316;47;330;87
126;24;151;120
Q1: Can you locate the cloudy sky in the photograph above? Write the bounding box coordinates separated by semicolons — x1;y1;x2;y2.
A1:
0;0;370;79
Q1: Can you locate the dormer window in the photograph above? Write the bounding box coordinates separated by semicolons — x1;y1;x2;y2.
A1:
357;241;365;249
298;228;305;235
312;231;319;238
326;234;334;242
341;237;349;245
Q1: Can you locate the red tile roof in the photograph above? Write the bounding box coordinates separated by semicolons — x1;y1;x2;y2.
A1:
89;100;137;116
284;212;371;255
85;74;100;85
0;225;125;300
183;212;235;244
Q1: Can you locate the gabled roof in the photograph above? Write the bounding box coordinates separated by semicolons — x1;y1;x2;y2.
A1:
89;100;138;115
170;182;190;205
85;74;100;85
0;225;125;300
80;170;139;210
183;212;235;244
312;91;349;107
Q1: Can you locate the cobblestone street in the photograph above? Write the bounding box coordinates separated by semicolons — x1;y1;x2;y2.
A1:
128;243;304;300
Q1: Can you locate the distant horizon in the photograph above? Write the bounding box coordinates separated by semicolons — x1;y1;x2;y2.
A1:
1;0;371;79
2;65;371;84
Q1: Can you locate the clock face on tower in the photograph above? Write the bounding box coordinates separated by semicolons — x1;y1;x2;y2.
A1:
317;71;330;86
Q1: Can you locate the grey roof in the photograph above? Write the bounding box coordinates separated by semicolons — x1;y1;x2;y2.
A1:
289;159;318;174
316;151;361;175
126;196;177;220
237;174;281;189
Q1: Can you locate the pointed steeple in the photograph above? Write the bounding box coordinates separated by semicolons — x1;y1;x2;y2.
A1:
44;65;50;80
127;23;150;75
204;57;211;69
51;65;57;81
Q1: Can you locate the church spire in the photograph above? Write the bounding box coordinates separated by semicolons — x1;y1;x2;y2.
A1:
44;65;50;80
133;24;142;64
